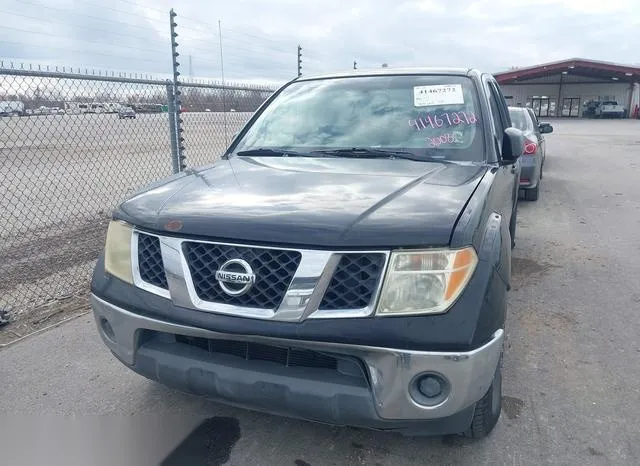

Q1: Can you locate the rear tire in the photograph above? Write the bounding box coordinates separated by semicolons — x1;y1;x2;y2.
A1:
525;184;539;201
462;355;503;439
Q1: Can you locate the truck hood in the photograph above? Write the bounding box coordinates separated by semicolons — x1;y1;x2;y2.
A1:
116;156;488;248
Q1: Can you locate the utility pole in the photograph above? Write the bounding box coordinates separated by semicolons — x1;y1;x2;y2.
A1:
297;45;302;77
189;54;193;79
353;60;357;70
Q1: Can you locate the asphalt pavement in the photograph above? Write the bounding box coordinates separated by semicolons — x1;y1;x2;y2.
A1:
1;119;639;466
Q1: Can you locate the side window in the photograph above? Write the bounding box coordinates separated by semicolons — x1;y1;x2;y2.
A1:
491;81;511;127
486;82;505;138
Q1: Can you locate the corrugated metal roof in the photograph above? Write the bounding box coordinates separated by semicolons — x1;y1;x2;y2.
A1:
494;58;640;84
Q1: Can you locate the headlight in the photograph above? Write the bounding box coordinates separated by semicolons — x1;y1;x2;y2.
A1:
376;247;478;316
104;220;134;284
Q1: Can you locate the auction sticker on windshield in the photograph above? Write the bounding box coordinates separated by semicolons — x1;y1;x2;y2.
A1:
414;84;464;107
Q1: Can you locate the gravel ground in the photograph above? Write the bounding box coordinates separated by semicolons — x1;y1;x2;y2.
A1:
1;119;640;465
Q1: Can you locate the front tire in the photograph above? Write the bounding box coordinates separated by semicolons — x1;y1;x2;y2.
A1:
462;355;502;439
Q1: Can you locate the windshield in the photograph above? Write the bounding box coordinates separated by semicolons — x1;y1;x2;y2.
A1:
508;108;533;132
231;75;485;162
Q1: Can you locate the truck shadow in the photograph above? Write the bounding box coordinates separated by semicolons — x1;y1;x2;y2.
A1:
143;381;512;465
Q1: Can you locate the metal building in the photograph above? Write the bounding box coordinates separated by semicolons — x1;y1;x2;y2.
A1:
494;58;640;119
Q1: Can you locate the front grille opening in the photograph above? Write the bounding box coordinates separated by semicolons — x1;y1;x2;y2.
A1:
319;253;385;310
137;233;169;289
175;335;339;371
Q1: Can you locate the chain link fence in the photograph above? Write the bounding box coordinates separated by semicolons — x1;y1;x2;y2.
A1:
179;82;275;167
0;67;275;338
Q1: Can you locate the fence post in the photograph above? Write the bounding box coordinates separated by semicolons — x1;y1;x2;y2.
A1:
169;8;186;171
166;82;180;174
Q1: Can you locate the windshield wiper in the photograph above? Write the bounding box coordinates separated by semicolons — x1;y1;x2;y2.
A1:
235;148;319;158
312;147;425;161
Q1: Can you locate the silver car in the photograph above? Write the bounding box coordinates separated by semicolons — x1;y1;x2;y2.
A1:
508;106;553;201
118;107;136;119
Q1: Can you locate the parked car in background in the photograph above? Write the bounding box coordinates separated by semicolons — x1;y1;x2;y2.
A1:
596;101;625;119
582;100;600;118
0;100;25;117
508;106;553;201
33;106;54;116
118;107;136;119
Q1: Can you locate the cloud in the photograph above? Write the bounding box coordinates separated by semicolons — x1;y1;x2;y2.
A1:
0;0;638;84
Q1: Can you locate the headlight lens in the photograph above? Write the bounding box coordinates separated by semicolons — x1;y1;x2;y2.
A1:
104;220;133;284
376;247;478;316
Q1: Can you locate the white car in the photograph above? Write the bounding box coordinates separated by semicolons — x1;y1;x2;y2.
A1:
596;101;625;119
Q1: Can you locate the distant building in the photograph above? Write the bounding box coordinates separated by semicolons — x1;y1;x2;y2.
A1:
494;58;640;118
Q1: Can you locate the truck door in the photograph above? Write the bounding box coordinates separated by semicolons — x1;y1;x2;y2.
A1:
484;78;519;219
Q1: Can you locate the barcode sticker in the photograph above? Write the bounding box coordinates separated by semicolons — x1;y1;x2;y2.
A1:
414;84;464;107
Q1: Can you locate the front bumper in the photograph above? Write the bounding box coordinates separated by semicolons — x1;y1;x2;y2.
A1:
91;294;504;434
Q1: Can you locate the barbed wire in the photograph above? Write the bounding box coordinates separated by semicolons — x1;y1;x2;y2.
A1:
14;0;162;33
1;9;165;44
56;0;167;25
1;40;168;68
3;0;359;81
2;26;168;56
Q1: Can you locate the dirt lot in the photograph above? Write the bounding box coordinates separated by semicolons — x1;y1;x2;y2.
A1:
0;112;251;344
1;119;639;465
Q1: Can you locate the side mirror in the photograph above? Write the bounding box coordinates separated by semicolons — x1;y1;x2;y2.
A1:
539;123;553;134
501;127;524;163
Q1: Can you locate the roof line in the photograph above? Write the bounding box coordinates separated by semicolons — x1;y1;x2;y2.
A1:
493;57;640;76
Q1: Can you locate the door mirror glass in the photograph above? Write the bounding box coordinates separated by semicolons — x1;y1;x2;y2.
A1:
539;123;553;134
501;127;524;162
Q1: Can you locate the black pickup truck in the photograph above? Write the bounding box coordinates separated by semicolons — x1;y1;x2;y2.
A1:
90;68;524;439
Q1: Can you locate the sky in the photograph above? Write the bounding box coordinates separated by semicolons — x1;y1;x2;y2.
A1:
1;0;639;85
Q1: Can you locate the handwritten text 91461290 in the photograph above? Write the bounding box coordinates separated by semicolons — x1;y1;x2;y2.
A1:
409;111;478;132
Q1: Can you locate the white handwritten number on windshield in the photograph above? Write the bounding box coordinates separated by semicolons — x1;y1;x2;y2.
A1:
425;132;464;147
409;111;477;132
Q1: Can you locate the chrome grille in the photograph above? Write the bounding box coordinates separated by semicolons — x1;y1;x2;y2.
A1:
319;253;385;310
137;233;168;289
182;242;302;309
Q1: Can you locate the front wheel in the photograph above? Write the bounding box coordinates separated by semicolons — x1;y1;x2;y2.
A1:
462;355;502;439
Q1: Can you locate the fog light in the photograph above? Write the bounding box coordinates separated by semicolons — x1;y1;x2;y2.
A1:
410;373;450;407
100;317;116;343
419;376;443;398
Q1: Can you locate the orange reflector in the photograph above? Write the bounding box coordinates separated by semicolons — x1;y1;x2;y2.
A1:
444;248;477;301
